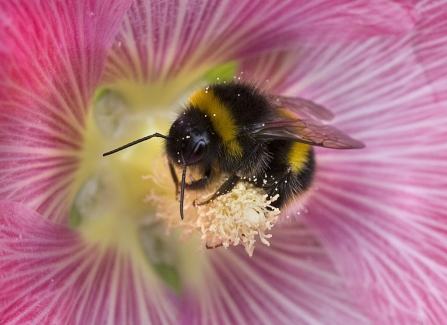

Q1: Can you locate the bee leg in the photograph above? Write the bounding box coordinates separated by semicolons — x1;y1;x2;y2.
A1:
196;142;265;206
184;168;212;191
195;173;241;206
168;162;180;199
206;243;223;249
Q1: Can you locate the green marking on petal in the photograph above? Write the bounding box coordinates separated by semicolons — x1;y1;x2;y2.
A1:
69;205;82;228
153;263;182;294
93;87;109;103
93;88;131;138
205;61;238;83
139;222;183;293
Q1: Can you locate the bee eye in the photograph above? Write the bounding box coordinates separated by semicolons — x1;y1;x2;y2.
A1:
186;140;206;165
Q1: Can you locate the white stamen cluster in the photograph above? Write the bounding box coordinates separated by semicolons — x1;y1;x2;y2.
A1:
144;162;280;256
195;181;280;256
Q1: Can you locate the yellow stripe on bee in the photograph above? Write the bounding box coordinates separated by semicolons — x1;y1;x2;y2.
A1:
288;142;311;173
276;108;311;172
189;88;243;157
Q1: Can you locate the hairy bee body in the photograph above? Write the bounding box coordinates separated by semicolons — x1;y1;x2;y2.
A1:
105;81;363;219
257;140;315;208
167;82;315;209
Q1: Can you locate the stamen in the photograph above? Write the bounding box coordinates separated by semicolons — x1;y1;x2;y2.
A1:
195;181;280;257
145;163;280;257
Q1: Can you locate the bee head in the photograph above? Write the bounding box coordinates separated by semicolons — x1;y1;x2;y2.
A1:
167;114;210;166
102;109;214;221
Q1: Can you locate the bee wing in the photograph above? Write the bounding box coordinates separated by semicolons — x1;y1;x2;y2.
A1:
268;95;334;121
251;119;364;149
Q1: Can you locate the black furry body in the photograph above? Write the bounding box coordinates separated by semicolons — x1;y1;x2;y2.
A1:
104;81;363;219
166;82;315;209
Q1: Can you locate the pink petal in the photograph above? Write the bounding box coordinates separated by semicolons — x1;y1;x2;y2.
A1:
412;0;447;101
103;0;416;83
241;1;447;323
0;0;131;221
179;220;368;324
0;200;176;324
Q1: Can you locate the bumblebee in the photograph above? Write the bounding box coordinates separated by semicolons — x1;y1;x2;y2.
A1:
104;82;364;219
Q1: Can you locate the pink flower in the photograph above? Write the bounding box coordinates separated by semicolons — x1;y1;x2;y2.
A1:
1;0;447;324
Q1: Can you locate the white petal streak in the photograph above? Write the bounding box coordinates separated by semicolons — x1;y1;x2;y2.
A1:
104;0;415;83
241;2;447;323
0;202;176;325
188;220;369;325
308;161;447;324
0;0;130;220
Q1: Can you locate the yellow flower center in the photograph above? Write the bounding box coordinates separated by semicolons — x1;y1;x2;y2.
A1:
70;62;279;291
70;80;208;292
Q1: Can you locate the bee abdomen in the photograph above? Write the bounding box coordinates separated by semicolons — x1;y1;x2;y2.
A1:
260;148;315;209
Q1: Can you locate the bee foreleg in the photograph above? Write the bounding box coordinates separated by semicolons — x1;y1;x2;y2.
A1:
185;168;212;190
195;173;241;206
168;162;180;199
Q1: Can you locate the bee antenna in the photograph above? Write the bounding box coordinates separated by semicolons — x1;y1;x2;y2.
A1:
102;133;169;156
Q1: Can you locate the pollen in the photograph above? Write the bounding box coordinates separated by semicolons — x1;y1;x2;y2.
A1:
195;181;280;256
144;160;280;256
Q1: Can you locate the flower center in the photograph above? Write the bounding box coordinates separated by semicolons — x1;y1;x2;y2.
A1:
70;62;276;291
71;81;207;292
